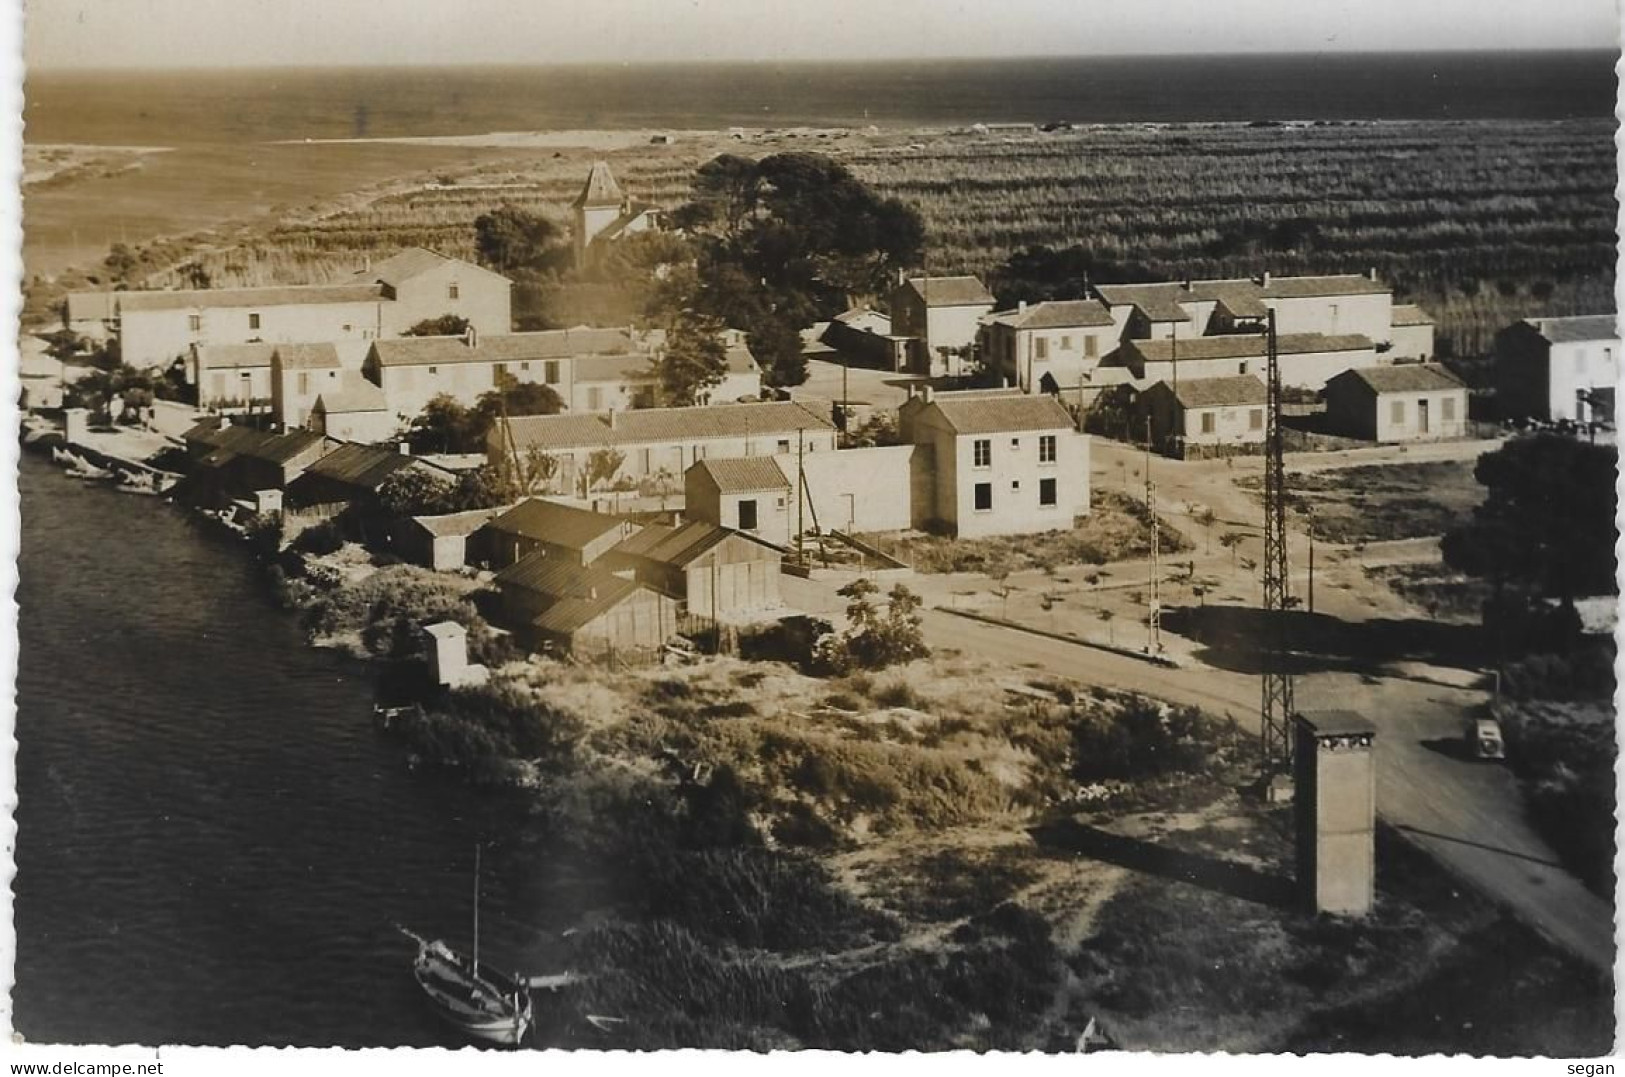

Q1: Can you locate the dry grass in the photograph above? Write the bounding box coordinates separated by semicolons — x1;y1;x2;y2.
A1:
1237;460;1483;544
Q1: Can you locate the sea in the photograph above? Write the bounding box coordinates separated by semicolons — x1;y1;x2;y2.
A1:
23;52;1620;146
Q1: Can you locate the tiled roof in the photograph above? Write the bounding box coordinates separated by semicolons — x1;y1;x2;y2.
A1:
1123;332;1374;363
920;392;1076;435
901;276;995;308
573;161;625;209
506;401;835;452
487;498;631;549
493;555;645;635
370;328;638;368
195;425;328;467
573;353;656;385
611;519;734;568
1334;363;1465;394
315;373;389;414
1527;315;1618;345
1260;274;1389;299
1092;283;1191;323
689;456;790;493
986;299;1114;330
113;284;386;313
1161;374;1268;409
273;343;342;370
1390;304;1435;327
594;204;661;243
194;343;276;370
833;307;891;331
302;442;420;490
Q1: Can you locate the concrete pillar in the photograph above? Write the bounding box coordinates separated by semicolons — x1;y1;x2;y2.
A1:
63;408;90;445
1293;710;1377;916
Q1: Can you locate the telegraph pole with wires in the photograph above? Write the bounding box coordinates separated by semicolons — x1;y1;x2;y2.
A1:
1259;308;1295;774
1143;416;1162;656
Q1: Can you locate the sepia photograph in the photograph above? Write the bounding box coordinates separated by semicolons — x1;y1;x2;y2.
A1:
5;0;1620;1063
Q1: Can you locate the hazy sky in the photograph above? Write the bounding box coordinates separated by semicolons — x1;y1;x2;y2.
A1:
22;0;1624;69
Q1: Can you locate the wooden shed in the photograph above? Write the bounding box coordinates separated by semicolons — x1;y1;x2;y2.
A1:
492;554;680;656
606;519;782;620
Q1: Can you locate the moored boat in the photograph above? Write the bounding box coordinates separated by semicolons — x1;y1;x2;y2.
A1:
409;934;533;1046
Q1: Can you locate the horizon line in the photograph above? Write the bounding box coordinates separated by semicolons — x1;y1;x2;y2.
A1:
26;45;1621;75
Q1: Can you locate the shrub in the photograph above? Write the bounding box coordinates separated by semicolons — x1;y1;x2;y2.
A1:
290;520;345;557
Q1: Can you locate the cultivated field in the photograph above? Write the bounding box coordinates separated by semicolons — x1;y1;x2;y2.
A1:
25;119;1615;359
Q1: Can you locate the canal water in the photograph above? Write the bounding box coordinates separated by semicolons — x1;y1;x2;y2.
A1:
14;451;581;1047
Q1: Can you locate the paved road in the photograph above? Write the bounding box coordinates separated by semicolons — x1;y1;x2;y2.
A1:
781;573;1615;971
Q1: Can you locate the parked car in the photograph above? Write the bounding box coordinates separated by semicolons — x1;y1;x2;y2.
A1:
1464;715;1506;761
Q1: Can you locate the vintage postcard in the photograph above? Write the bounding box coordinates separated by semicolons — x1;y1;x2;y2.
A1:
6;0;1618;1068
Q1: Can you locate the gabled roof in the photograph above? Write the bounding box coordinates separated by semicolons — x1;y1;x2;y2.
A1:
611;519;735;568
832;307;891;332
573;353;657;385
916;392;1076;435
196;426;328;468
573;161;626;209
593;204;661;244
1260;274;1389;299
486;498;631;550
370;328;639;368
300;442;423;490
409;507;503;537
1154;374;1268;409
1092;283;1192;323
689;456;790;493
899;276;995;308
493;555;646;635
505;401;835;452
1391;304;1435;327
195;343;277;371
356;247;508;287
1331;363;1465;394
273;343;342;370
1524;315;1618;345
113;283;386;313
314;373;389;415
1122;332;1374;364
985;299;1114;330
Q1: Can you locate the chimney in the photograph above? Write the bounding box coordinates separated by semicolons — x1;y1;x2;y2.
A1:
463;326;478;348
921;385;934;404
608;407;618;428
1017;300;1027;315
1368;266;1379;283
1261;270;1272;288
398;441;411;456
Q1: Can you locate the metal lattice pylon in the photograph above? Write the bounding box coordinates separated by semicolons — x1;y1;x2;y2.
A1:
1260;309;1295;772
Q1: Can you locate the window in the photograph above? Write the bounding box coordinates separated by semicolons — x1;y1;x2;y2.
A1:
187;314;201;332
973;439;991;468
1249;408;1263;431
1238;362;1249;375
1441;396;1456;422
1035;337;1049;360
343;324;352;333
248;313;261;330
297;372;309;395
776;496;786;509
973;483;992;512
738;499;759;531
777;439;790;453
1060;335;1072;350
1011;479;1021;491
520;362;530;372
493;362;507;385
1010;437;1020;449
428;366;439;375
1084;336;1098;358
1039;478;1057;507
1200;412;1216;434
587;387;603;410
1039;435;1056;464
448;284;460;300
1390;400;1406;425
544;360;560;385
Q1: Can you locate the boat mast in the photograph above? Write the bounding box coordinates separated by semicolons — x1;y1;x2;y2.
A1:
472;844;481;979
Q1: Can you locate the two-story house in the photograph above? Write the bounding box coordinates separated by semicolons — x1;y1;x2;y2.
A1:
979;299;1118;394
898;388;1089;538
888;275;996;376
1493;315;1618;423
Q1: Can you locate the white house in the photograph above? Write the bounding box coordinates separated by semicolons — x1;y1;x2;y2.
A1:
979;299;1118;394
1108;332;1382;391
1134;375;1268;458
1493;315;1618;423
1323;364;1469;443
889;275;996;376
572;161;662;268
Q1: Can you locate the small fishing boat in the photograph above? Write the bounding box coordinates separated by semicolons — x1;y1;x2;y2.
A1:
402;845;533;1047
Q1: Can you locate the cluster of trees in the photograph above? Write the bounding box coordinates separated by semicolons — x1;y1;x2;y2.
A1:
374;465;523;517
404;380;563;454
655;153;925;388
473;205;571;276
810;578;930;675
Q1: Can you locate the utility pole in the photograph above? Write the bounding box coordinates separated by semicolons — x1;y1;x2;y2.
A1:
1260;308;1295;774
796;426;806;564
1144;416;1162;656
